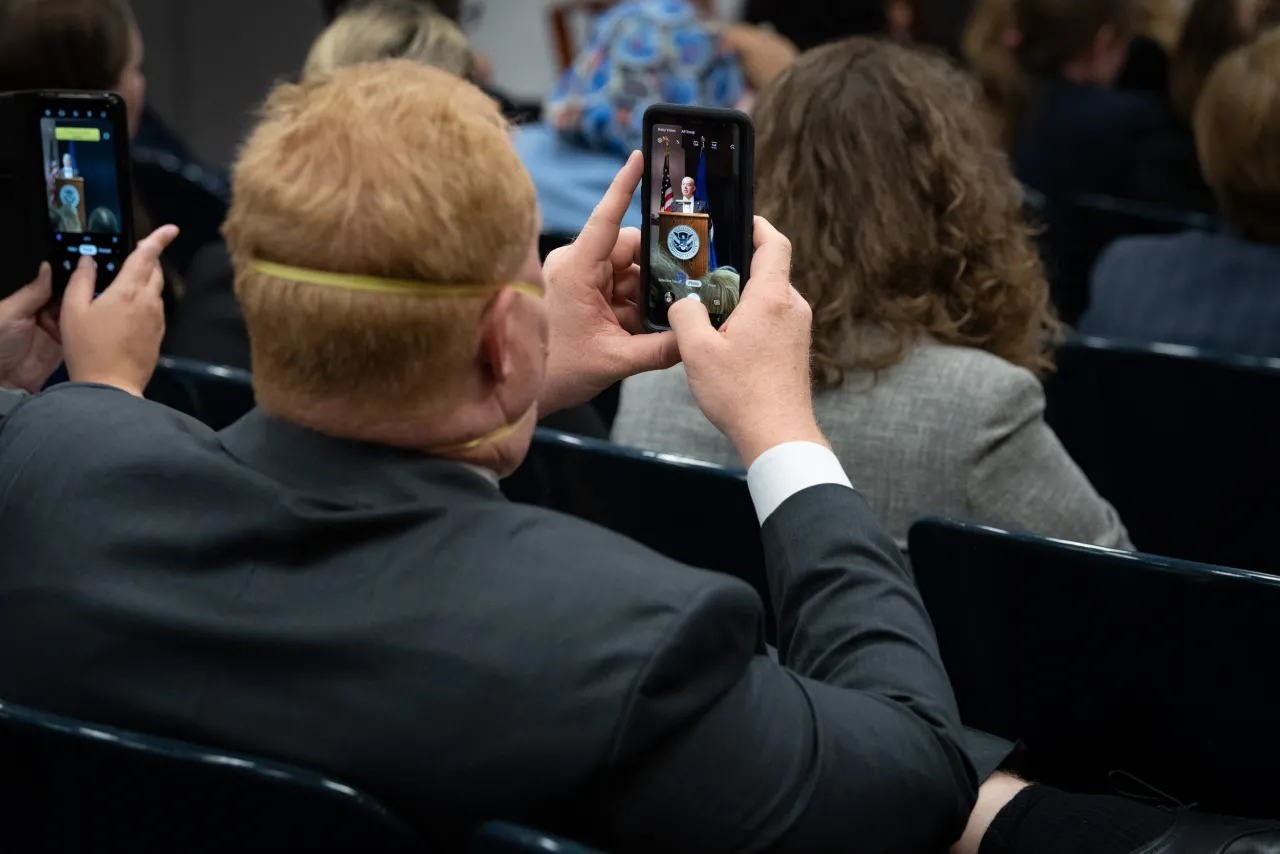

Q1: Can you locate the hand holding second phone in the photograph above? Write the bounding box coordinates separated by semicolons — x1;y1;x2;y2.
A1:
667;217;825;468
61;225;178;397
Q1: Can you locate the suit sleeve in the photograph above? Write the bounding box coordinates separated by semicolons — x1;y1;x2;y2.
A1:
966;367;1132;550
603;485;978;854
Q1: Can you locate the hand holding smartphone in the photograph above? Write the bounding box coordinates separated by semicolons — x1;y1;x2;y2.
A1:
639;104;754;333
0;90;136;299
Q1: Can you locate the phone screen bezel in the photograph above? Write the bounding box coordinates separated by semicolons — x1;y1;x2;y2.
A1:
639;104;755;333
34;91;135;295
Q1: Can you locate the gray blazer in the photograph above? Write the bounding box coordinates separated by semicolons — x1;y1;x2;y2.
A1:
613;338;1131;550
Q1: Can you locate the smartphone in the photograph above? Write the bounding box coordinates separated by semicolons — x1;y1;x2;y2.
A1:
0;90;136;299
640;104;754;333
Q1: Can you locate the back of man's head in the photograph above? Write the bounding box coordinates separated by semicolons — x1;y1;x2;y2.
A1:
1196;28;1280;243
223;60;538;428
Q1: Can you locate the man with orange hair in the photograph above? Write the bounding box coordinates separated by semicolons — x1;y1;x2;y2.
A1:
0;58;988;852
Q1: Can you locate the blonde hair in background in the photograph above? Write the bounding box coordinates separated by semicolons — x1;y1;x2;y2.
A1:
303;0;472;82
1136;0;1188;51
1195;28;1280;243
754;38;1060;390
222;60;538;415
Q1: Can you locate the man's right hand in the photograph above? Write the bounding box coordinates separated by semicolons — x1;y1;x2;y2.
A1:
61;225;178;397
667;217;826;468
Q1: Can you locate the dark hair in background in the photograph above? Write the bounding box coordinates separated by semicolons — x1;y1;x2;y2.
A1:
1169;0;1253;125
753;37;1059;389
742;0;888;51
0;0;134;92
1262;0;1280;28
964;0;1136;146
323;0;461;24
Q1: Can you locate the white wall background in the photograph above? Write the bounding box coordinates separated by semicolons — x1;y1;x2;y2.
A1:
131;0;748;167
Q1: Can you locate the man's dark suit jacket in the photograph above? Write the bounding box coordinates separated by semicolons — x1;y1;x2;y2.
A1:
1081;230;1280;359
0;385;988;852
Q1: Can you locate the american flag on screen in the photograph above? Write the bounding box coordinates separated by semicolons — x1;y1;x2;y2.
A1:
660;143;674;212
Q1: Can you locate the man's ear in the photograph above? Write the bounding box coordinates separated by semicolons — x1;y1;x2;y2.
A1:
479;287;521;384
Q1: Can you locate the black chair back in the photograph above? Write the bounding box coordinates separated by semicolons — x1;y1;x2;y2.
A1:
132;146;231;277
0;698;424;852
470;822;601;854
1044;337;1280;573
909;518;1280;819
145;355;256;430
503;429;773;639
1036;193;1217;324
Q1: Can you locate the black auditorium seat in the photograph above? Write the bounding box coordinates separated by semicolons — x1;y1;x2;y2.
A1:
0;697;424;852
1044;336;1280;573
909;517;1280;820
1036;192;1217;324
145;355;256;430
503;427;773;640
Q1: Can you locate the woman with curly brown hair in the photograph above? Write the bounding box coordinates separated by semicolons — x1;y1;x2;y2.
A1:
612;37;1130;550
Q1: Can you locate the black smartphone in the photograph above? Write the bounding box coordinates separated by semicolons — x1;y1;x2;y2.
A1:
640;104;754;333
0;90;136;299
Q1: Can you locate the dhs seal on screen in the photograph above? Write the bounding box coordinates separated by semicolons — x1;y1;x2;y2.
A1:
667;225;700;261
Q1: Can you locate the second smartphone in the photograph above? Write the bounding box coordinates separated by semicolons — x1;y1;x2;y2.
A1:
0;90;136;299
639;104;754;333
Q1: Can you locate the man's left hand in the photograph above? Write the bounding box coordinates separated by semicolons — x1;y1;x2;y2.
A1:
540;151;680;415
0;263;63;393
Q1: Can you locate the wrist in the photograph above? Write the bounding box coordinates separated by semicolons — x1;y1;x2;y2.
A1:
730;417;827;469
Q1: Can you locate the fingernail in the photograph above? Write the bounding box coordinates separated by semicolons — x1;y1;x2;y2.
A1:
78;255;91;269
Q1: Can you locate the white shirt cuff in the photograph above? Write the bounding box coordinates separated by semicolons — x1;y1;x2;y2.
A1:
746;441;853;525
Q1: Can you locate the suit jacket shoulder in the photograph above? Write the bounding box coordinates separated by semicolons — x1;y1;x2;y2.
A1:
1084;231;1280;358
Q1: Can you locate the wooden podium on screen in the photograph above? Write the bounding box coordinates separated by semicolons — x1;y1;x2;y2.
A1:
54;176;86;230
658;211;711;280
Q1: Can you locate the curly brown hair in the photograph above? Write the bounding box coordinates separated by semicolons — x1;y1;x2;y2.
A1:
754;37;1061;390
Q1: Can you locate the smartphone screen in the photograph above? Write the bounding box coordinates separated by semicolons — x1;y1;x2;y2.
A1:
643;108;752;331
37;97;131;291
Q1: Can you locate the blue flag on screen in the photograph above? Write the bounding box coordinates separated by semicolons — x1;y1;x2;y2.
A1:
695;142;717;270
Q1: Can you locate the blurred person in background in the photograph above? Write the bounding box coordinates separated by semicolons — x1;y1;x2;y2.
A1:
979;0;1164;200
0;0;209;349
966;0;1167;321
614;38;1131;552
1114;0;1187;94
514;0;793;239
304;0;474;81
1128;0;1269;212
0;0;145;135
741;0;915;49
319;0;529;119
1082;29;1280;358
962;0;1020;146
